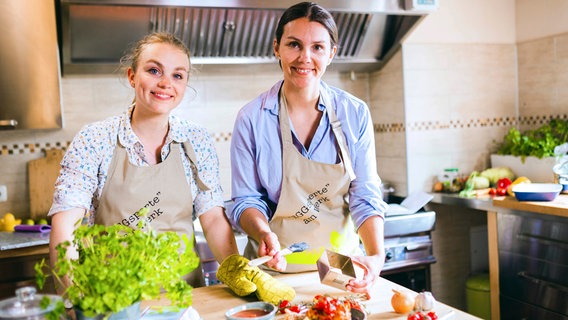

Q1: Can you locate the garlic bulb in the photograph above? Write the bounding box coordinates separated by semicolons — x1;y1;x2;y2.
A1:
415;291;436;311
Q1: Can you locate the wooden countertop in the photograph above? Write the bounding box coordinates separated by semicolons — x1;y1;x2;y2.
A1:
492;194;568;218
143;272;479;319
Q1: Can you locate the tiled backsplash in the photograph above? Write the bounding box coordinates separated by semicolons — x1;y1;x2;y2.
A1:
0;70;368;216
373;33;568;196
1;32;568;217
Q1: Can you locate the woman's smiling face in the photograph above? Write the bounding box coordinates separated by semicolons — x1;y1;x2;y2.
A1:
128;42;190;116
274;17;337;91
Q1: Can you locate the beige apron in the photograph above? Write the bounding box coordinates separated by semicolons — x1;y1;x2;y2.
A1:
96;140;208;287
244;87;362;273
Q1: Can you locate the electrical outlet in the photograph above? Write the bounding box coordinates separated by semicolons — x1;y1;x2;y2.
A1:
0;185;7;202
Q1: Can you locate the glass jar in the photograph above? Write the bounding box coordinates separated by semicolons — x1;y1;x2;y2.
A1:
0;287;63;319
438;168;459;183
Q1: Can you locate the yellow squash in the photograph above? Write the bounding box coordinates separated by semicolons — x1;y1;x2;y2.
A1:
507;176;531;196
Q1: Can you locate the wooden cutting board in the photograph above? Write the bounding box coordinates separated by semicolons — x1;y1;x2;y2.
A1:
28;148;65;220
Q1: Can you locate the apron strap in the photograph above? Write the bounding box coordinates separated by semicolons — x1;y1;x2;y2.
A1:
182;141;211;191
330;120;356;181
321;90;357;182
279;85;356;181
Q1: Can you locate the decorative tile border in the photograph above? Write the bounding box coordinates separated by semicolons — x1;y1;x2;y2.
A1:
1;114;565;155
211;132;232;142
0;133;233;156
0;141;70;156
374;114;567;133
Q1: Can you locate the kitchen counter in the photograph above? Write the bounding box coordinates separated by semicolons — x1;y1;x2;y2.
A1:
492;194;568;218
143;272;479;319
0;231;50;259
430;192;568;320
430;193;496;212
431;193;568;218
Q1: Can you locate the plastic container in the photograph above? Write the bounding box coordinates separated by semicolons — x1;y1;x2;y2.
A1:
466;273;491;320
438;168;459;183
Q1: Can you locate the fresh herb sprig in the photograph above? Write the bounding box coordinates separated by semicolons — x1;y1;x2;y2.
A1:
36;208;199;319
497;119;568;160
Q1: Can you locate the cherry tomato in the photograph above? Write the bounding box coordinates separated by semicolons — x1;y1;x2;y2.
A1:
279;300;289;309
289;305;301;313
427;311;438;320
407;312;423;320
489;188;497;195
496;187;508;196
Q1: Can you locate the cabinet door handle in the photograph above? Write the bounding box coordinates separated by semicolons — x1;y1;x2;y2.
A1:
0;120;18;128
517;233;568;249
517;271;568;293
405;243;429;251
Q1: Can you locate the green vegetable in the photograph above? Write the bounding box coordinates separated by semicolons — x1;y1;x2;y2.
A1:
36;208;199;319
480;167;516;186
472;176;490;189
459;172;478;198
496;119;568;160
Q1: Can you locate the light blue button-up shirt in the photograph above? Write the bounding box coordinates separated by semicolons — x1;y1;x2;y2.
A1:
229;80;387;232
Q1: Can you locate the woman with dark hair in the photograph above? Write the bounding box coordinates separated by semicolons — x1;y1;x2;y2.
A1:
229;2;388;294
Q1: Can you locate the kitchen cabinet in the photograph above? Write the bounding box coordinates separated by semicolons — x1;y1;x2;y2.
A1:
431;193;568;320
492;196;568;320
497;210;568;319
0;232;53;299
0;0;62;130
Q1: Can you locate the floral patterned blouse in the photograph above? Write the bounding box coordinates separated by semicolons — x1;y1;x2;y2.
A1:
49;105;224;224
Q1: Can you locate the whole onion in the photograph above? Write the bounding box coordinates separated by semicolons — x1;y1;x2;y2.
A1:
391;289;415;314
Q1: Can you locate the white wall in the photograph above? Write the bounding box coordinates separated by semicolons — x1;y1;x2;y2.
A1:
405;0;516;44
516;0;568;42
406;0;568;45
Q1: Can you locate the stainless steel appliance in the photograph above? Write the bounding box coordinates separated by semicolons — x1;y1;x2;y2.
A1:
498;211;568;320
57;0;438;74
196;200;437;291
381;209;437;292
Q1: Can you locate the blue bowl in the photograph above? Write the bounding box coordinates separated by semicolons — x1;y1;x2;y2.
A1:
558;175;568;194
513;183;562;201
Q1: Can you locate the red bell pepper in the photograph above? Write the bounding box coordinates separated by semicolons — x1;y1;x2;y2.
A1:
496;178;512;196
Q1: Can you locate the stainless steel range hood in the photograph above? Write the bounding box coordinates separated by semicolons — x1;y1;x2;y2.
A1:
58;0;437;74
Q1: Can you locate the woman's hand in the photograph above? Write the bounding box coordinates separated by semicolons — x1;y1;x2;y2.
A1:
258;231;287;271
349;215;385;298
345;254;384;298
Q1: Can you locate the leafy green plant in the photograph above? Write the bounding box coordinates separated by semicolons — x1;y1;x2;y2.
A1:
496;119;568;160
36;208;199;319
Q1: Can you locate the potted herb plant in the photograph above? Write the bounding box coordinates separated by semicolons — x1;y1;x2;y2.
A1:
35;208;199;320
491;119;568;183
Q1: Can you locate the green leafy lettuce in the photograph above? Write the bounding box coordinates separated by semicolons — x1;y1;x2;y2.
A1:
497;119;568;160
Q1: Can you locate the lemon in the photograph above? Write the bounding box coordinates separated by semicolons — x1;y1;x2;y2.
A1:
25;219;35;226
507;176;531;196
3;213;15;224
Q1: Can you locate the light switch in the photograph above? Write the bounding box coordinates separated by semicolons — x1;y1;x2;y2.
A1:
0;185;7;202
